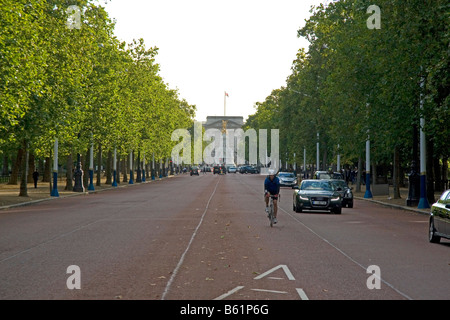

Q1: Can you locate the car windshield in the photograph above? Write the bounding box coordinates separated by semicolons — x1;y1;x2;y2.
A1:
301;181;333;191
279;173;295;178
318;173;332;179
331;181;348;190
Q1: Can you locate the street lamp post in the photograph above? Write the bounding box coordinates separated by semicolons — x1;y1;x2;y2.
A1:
73;152;84;192
337;144;341;172
316;132;320;172
418;75;430;209
51;138;59;197
364;132;373;199
88;142;95;191
152;152;155;180
129;150;134;184
303;147;306;178
142;153;146;182
112;148;118;187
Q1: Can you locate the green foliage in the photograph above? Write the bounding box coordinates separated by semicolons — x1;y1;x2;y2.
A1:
0;0;196;166
246;0;449;173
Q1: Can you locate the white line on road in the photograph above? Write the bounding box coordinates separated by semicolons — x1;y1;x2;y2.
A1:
161;177;222;300
296;288;309;300
251;288;288;294
214;286;245;300
254;264;295;281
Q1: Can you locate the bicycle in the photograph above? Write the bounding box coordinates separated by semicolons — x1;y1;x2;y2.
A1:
267;195;278;227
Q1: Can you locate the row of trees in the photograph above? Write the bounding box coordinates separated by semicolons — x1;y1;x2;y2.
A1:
1;1;196;196
245;0;448;202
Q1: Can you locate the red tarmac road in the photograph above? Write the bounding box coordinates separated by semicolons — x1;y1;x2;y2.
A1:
0;173;448;300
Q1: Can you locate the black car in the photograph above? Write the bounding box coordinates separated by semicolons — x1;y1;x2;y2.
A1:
293;179;342;214
429;189;450;243
190;166;199;176
329;179;353;208
213;165;226;175
239;165;257;174
313;171;332;179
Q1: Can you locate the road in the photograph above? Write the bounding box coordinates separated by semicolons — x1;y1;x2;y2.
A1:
0;173;448;300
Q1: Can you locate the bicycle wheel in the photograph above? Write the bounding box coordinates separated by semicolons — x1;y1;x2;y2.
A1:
269;201;274;227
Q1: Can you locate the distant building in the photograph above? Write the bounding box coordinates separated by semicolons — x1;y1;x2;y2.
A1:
202;116;244;165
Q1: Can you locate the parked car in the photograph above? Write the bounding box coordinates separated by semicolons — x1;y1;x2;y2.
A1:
239;165;257;174
429;189;450;243
293;179;342;214
278;172;298;188
190;166;199;176
228;166;237;173
213;165;226;175
330;179;353;208
313;171;332;180
332;172;345;180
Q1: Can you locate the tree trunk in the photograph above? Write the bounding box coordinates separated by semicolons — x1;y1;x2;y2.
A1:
356;155;362;193
116;154;120;184
122;158;127;182
372;163;377;185
27;152;35;183
8;148;23;185
65;153;73;190
442;156;448;190
105;150;112;185
393;147;401;199
2;153;9;176
19;141;29;197
433;156;442;192
96;143;102;187
83;150;89;187
426;138;435;204
43;157;51;182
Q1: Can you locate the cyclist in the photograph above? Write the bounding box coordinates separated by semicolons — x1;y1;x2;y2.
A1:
264;169;280;224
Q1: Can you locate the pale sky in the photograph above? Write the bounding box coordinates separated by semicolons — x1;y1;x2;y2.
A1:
102;0;328;123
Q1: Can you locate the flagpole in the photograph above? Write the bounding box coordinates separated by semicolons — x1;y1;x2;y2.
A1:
224;91;226;116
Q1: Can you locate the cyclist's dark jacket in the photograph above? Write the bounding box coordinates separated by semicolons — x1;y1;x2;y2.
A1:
264;177;280;195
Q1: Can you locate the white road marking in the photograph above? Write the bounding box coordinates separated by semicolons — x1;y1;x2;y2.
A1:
161;177;222;300
214;286;245;300
296;288;309;300
251;289;288;294
254;264;295;281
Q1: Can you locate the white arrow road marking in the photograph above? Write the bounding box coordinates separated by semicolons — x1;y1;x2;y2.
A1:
296;288;309;300
254;265;295;281
251;289;288;294
214;286;245;300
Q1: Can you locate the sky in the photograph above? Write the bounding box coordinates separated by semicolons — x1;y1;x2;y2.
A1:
102;0;329;123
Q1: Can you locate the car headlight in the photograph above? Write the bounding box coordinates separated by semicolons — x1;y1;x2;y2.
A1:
331;196;340;201
299;195;309;201
293;179;298;184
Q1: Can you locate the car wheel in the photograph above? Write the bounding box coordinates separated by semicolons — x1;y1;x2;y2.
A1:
348;201;353;208
295;201;302;213
429;218;441;243
333;208;342;214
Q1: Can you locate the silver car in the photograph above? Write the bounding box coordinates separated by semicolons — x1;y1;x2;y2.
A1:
429;189;450;243
278;172;298;188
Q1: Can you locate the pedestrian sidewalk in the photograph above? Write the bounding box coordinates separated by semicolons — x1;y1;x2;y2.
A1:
352;186;439;215
0;175;173;211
